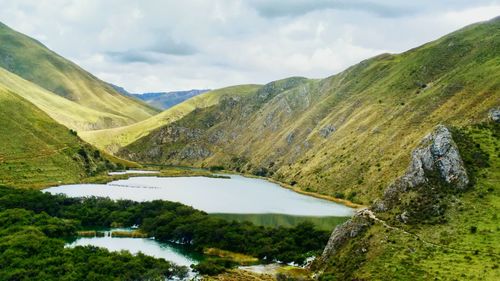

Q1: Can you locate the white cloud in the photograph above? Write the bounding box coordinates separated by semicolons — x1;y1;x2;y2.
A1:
0;0;498;92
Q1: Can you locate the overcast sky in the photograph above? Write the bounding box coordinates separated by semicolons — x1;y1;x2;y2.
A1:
1;1;499;93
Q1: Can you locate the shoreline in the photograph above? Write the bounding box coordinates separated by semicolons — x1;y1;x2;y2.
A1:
37;165;364;210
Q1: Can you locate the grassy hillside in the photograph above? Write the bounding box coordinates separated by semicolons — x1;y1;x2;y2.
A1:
0;22;159;129
81;84;261;153
120;18;500;204
315;122;499;280
0;88;126;188
0;67;134;131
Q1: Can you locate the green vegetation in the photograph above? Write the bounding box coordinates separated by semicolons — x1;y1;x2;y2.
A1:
81;84;261;153
0;89;124;188
120;18;499;205
192;258;238;276
210;213;349;231
0;22;158;130
0;208;188;280
0;68;135;131
0;186;331;265
318;122;500;280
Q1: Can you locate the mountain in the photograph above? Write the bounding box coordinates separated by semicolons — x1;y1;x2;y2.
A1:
312;121;499;280
0;87;129;188
131;90;210;110
119;18;500;204
109;83;210;110
0;67;137;131
80;84;260;153
0;22;159;130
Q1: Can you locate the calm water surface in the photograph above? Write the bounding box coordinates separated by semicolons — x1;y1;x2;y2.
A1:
45;175;353;216
67;236;200;267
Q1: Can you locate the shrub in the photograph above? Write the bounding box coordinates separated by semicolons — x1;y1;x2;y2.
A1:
469;226;477;234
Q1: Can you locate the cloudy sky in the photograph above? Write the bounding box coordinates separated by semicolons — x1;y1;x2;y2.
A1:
1;0;499;92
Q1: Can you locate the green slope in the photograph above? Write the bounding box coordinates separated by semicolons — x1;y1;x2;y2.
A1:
81;84;261;153
120;18;500;204
0;88;125;188
0;67;133;130
0;22;159;130
315;122;499;280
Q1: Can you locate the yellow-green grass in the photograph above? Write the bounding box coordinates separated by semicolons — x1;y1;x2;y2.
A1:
202;269;275;281
111;230;148;238
320;124;500;280
204;248;258;265
0;67;133;131
81;84;261;153
76;231;106;237
0;89;103;188
0;22;159;129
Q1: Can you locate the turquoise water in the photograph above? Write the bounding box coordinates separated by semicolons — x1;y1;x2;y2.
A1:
67;235;200;267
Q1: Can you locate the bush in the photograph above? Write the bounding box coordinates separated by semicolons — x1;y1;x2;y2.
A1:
470;226;477;234
334;192;345;199
191;259;235;275
208;165;224;172
347;191;357;201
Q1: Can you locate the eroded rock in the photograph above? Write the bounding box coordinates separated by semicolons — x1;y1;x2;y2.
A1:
378;125;468;211
489;108;500;123
319;125;336;138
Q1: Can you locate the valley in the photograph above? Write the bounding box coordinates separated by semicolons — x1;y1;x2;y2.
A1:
0;11;498;281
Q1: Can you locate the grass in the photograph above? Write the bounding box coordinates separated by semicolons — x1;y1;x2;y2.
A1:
210;213;350;231
319;122;500;280
204;248;259;265
120;18;500;204
111;230;148;238
0;88;130;188
76;230;106;237
81;84;261;153
0;67;132;131
0;22;159;130
202;269;275;281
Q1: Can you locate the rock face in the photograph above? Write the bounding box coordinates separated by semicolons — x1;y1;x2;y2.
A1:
319;125;336;138
315;125;469;271
489;108;500;123
375;125;468;212
315;211;372;267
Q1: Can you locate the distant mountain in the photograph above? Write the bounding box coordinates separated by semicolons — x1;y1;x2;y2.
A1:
132;90;210;110
108;83;210;110
0;22;159;130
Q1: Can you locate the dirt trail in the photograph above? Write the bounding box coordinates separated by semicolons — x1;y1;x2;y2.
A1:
357;209;493;256
2;146;69;161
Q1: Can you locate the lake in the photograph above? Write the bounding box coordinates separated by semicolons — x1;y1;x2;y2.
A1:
44;174;353;217
51;174;353;277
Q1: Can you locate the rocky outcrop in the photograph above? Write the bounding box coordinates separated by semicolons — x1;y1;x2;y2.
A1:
319;125;336;138
178;145;211;160
489;108;500;123
315;211;372;268
156;126;203;144
374;125;468;212
315;125;469;272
